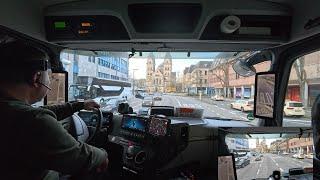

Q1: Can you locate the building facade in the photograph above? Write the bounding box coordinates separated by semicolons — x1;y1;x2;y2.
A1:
183;61;213;95
61;50;129;86
286;51;320;106
146;52;176;93
272;138;314;154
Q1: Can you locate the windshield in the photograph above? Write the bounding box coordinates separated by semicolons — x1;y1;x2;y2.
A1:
225;134;313;180
61;50;273;124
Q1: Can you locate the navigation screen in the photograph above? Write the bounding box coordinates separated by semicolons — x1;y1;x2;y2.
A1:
218;155;237;180
148;117;169;136
122;116;147;132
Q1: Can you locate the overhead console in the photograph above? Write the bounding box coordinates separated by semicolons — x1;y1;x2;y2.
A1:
128;3;202;33
200;15;291;42
44;15;130;42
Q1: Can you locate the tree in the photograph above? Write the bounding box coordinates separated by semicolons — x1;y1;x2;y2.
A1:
293;56;307;106
210;58;232;98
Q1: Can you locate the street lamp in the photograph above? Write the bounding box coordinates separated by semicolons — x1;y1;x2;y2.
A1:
132;68;138;95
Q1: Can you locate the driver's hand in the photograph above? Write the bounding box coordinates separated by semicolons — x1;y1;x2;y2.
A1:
96;158;109;173
84;99;100;110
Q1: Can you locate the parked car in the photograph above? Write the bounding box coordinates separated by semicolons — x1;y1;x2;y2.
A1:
235;158;250;169
211;95;224;101
282;152;289;155
296;153;305;159
142;96;154;107
292;153;298;158
305;153;313;159
255;156;262;161
231;99;254;112
153;93;162;101
283;101;305;117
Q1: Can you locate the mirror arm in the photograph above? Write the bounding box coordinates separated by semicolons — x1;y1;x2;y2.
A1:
246;52;272;67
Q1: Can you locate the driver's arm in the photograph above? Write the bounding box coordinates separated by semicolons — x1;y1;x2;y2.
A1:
41;101;85;121
31;108;108;175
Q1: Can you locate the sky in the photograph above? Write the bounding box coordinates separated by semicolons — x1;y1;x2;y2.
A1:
129;58;212;79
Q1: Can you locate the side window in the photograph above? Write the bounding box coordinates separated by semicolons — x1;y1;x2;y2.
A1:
284;50;320;126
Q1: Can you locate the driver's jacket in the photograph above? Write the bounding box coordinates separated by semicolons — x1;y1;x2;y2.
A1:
0;97;108;180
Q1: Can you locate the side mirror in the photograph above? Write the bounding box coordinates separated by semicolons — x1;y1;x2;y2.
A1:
45;71;68;105
254;72;276;119
232;51;272;77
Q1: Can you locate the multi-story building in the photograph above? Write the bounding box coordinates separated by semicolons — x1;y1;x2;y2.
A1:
271;138;313;154
146;52;176;93
61;50;129;85
183;61;213;95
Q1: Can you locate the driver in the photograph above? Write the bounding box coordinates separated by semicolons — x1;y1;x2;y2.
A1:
0;41;108;179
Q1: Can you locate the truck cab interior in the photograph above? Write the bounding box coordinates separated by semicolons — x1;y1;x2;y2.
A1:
1;0;320;179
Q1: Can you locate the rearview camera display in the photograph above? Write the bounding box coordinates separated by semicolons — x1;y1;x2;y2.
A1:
255;73;275;118
121;116;147;132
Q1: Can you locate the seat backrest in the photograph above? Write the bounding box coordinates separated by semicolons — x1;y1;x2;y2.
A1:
312;95;320;159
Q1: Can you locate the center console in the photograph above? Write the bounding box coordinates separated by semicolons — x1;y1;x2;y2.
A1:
111;114;188;176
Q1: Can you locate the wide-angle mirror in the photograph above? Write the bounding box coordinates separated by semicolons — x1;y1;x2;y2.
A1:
254;72;275;119
232;51;272;77
46;72;68;105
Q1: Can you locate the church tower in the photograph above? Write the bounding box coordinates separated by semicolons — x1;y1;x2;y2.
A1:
163;52;172;92
146;52;155;92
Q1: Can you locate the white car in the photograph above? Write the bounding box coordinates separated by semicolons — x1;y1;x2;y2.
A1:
231;99;254;112
305;153;313;159
296;153;305;159
211;95;224;101
292;153;298;158
282;152;289;155
283;101;305;117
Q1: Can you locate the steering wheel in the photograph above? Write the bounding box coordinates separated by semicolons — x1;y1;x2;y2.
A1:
71;108;103;143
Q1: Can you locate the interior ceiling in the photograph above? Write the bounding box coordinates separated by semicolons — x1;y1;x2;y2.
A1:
1;0;320;51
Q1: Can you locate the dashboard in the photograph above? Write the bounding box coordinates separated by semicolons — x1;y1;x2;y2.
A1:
77;109;219;178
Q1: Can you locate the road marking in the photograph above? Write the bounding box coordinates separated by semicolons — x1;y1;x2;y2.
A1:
173;96;182;106
271;158;277;163
257;169;260;175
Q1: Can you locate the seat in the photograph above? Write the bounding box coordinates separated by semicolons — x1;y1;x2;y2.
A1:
312;95;320;179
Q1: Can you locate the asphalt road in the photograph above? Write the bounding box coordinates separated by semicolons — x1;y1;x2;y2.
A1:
236;153;313;180
127;95;311;127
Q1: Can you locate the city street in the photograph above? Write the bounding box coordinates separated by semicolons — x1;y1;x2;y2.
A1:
236;153;313;180
127;95;311;127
